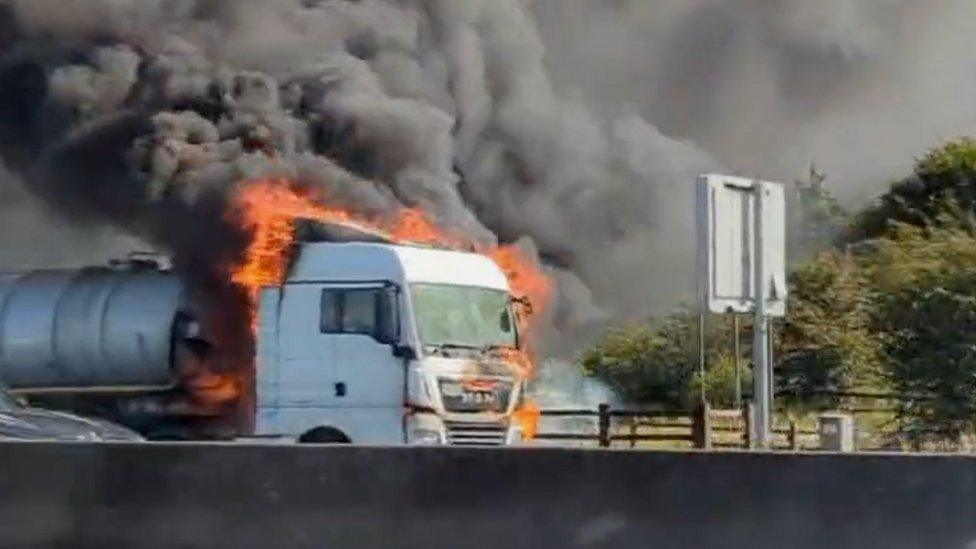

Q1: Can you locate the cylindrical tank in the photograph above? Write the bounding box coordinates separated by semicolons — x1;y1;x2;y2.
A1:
0;265;185;389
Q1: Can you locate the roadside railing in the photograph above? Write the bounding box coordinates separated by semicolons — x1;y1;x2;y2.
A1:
536;402;819;450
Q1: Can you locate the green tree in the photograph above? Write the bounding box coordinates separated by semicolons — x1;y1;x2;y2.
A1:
848;138;976;242
866;224;976;442
788;164;848;262
776;251;885;410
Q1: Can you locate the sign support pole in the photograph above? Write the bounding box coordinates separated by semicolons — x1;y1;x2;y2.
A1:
698;312;707;404
752;182;772;448
733;315;742;409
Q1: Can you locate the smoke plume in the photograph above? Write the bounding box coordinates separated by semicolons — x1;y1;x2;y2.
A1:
534;0;976;201
0;0;973;346
0;160;144;267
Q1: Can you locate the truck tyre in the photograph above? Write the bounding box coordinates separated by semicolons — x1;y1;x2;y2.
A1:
298;426;351;444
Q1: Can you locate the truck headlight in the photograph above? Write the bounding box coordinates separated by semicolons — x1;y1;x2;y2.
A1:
506;426;524;445
409;428;444;446
406;411;446;445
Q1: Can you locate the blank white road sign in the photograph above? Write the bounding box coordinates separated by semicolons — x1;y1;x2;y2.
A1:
696;174;787;316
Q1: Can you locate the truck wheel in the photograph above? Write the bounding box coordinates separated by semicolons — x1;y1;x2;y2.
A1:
298;427;351;444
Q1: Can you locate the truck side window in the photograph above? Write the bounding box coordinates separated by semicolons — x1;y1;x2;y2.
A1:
320;290;342;333
342;289;377;335
320;288;385;338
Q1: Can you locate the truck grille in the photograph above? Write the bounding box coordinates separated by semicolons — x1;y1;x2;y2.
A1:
444;421;508;446
438;378;513;413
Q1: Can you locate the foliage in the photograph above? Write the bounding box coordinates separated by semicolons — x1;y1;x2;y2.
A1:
777;251;885;410
866;225;976;441
579;319;695;408
579;309;750;409
690;352;752;409
848;138;976;243
788;165;848;262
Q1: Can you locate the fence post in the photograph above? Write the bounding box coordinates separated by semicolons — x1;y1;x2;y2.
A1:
745;401;757;450
598;403;611;448
789;420;798;451
692;400;712;450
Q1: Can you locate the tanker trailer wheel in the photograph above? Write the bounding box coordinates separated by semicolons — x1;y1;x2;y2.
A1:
298;427;351;444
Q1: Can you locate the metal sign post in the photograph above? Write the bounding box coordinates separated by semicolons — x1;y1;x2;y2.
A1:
733;315;742;409
698;313;707;404
752;183;772;448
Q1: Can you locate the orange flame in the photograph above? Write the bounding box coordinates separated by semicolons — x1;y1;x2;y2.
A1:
486;246;551;331
231;179;358;316
388;208;464;248
512;400;541;440
184;370;240;405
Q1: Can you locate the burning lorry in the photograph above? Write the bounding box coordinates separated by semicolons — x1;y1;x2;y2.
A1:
0;239;536;446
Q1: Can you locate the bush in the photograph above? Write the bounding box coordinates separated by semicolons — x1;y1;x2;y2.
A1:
580;310;752;409
579;318;697;408
690;353;752;409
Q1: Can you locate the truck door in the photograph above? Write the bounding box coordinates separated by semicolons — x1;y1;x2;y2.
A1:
320;282;405;443
277;283;336;410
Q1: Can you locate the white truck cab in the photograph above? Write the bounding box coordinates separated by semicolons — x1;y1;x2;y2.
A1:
255;242;526;446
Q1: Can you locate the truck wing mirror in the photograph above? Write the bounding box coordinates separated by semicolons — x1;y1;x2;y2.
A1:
500;310;512;333
375;286;399;345
392;344;418;360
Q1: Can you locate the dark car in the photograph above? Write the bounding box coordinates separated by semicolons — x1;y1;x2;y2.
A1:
0;384;144;442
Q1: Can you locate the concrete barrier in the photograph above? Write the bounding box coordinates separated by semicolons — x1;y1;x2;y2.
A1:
0;443;975;548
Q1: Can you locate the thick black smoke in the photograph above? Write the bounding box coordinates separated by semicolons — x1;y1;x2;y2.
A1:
4;1;973;349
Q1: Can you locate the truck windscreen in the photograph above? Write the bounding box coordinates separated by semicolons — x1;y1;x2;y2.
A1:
410;284;517;350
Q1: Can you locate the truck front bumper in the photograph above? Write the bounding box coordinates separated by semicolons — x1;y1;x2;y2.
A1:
407;412;519;447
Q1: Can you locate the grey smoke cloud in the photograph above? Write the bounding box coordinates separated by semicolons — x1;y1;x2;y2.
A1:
533;0;976;201
0;0;972;347
0;160;145;269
